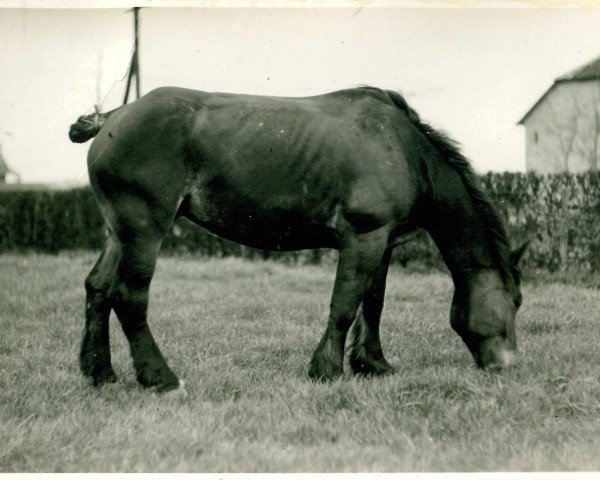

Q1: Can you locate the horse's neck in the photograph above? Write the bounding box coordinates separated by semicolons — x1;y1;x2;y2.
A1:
421;173;497;285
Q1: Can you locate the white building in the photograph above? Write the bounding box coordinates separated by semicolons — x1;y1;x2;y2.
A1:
518;56;600;173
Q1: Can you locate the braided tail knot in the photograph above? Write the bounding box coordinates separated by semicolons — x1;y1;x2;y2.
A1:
68;106;108;144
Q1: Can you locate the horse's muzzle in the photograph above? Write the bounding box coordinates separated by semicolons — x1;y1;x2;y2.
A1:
477;336;518;372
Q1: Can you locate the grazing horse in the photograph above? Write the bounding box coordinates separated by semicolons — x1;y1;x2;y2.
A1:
69;86;526;393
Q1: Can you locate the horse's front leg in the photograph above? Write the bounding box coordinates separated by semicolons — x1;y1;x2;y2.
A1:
308;227;390;382
349;248;396;376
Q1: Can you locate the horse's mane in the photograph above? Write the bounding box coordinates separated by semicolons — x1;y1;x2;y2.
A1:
359;86;516;282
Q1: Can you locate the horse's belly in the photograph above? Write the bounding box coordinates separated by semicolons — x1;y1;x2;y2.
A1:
179;191;341;251
198;219;340;251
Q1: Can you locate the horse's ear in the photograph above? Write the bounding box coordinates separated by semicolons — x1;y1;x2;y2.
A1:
509;240;530;266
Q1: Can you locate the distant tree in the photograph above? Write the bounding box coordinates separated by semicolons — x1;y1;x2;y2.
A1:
546;82;600;172
544;83;600;270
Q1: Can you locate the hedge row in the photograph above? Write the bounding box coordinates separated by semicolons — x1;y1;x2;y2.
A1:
0;171;598;271
394;172;600;272
0;188;106;252
480;172;600;272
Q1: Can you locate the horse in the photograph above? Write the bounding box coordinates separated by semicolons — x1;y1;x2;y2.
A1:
69;86;526;393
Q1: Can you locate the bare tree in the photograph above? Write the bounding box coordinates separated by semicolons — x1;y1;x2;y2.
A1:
546;83;600;172
543;84;600;270
546;92;579;270
584;81;600;172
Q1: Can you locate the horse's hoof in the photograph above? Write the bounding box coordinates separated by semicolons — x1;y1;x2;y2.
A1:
308;362;343;383
155;379;187;398
93;370;118;386
349;355;396;377
83;366;118;387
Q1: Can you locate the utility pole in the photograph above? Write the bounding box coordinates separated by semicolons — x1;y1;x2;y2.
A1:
96;50;103;107
123;7;141;104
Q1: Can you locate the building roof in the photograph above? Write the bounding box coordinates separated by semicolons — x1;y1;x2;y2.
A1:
518;54;600;125
556;54;600;82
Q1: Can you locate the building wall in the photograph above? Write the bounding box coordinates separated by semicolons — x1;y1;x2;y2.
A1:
523;80;600;173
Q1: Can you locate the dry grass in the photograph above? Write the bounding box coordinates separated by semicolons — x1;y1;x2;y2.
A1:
0;252;599;472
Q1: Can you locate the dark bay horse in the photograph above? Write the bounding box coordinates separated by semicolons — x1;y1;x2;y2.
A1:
69;86;526;392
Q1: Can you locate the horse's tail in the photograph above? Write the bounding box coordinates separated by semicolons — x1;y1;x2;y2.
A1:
68;107;119;143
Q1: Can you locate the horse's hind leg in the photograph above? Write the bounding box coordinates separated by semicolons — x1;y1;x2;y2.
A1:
349;248;396;376
308;227;390;382
81;233;120;385
98;192;182;393
109;232;179;392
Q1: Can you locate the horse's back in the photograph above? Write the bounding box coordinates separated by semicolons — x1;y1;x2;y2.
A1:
87;86;426;250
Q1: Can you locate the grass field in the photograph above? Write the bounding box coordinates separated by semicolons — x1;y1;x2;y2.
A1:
1;252;599;472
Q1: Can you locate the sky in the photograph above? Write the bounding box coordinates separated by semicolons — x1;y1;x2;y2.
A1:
2;6;600;184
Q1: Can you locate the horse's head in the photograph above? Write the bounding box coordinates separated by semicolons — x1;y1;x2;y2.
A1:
450;242;527;371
